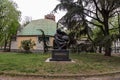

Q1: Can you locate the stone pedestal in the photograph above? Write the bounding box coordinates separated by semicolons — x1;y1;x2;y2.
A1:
50;49;71;61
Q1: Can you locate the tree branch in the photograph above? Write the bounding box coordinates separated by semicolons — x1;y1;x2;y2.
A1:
109;22;117;28
86;20;105;34
84;12;103;24
92;0;102;13
109;10;120;18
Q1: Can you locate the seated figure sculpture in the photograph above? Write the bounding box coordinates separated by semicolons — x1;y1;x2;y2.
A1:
53;28;69;50
50;27;71;61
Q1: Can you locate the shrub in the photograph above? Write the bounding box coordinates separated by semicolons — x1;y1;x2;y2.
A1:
20;39;36;52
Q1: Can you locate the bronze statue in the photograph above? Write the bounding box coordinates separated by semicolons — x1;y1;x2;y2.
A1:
53;28;69;50
50;27;71;61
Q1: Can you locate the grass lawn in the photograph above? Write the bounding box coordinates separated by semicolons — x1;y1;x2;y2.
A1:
0;52;119;75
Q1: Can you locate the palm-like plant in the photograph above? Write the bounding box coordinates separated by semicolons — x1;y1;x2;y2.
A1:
38;29;48;53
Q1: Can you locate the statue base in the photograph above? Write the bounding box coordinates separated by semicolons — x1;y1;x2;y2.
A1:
50;49;71;61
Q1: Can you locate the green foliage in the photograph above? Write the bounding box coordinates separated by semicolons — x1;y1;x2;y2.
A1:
109;15;120;35
0;0;21;50
20;39;36;51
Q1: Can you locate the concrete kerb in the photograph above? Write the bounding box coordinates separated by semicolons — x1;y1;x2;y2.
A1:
0;71;120;79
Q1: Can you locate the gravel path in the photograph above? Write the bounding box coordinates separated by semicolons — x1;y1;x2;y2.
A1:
0;74;120;80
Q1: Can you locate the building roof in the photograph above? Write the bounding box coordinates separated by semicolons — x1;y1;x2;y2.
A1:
18;19;57;36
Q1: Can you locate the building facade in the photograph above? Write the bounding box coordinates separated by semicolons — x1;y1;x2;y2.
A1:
11;14;57;51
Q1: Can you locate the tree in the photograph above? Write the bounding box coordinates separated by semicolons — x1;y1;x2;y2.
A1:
0;0;21;51
54;0;120;56
22;16;32;26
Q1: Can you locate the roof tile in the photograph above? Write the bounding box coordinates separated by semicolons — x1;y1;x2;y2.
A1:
18;19;57;36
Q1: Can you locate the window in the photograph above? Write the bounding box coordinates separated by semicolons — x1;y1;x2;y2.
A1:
38;37;42;43
38;37;49;43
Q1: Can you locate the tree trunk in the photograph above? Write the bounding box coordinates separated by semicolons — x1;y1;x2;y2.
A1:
103;12;112;56
4;39;7;51
104;37;112;56
118;13;120;34
104;46;111;56
99;46;102;53
4;34;8;51
8;36;12;52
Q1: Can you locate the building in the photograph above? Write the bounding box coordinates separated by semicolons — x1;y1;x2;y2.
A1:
11;14;57;51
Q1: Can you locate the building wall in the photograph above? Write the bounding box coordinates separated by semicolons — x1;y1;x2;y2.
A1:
11;36;54;51
36;37;44;50
49;37;54;46
11;41;18;49
17;36;37;50
36;36;54;50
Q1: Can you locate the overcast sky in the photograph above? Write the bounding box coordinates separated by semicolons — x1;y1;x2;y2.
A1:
13;0;66;22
